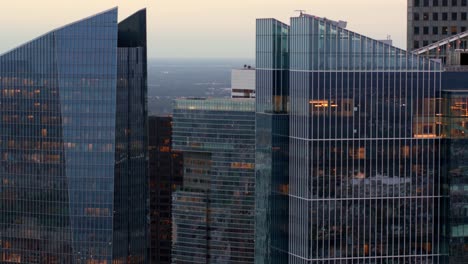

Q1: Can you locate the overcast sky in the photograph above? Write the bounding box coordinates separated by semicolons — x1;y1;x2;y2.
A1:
0;0;407;58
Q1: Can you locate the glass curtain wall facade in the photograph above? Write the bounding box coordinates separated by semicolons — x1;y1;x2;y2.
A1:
0;8;147;264
441;90;468;264
148;116;183;264
172;99;256;263
255;19;290;264
114;9;148;264
257;14;445;263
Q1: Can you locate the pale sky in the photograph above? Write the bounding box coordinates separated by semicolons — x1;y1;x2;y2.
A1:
0;0;407;58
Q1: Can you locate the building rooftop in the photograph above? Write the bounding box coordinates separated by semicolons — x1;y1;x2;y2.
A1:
237;65;255;70
174;98;255;112
299;13;347;28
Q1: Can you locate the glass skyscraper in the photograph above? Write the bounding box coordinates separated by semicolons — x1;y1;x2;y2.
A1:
256;14;445;263
0;7;147;263
148;116;183;264
171;98;256;263
255;18;290;264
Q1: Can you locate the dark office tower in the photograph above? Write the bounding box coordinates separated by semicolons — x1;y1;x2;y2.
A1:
440;90;468;264
115;8;148;264
171;99;256;263
257;13;445;263
255;19;290;264
408;0;468;53
148;116;183;264
0;7;147;263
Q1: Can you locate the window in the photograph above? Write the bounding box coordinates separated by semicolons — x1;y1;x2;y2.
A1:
443;26;449;34
424;26;429;34
434;0;439;6
452;12;458;20
462;26;467;32
415;0;420;6
443;12;448;20
452;0;457;5
423;13;429;20
414;13;420;21
415;26;420;35
462;0;467;6
462;12;467;20
433;13;439;21
414;40;420;49
452;26;458;34
443;0;448;6
433;26;439;34
423;40;429;46
424;0;429;5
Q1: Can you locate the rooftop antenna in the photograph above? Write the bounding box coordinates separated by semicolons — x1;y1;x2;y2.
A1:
295;10;307;17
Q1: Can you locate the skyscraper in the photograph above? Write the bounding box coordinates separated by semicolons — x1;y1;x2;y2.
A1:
254;18;290;264
171;98;256;263
148;116;183;264
408;0;468;55
256;13;444;263
0;7;147;263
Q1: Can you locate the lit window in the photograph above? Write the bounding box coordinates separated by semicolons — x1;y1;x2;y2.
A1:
452;26;458;34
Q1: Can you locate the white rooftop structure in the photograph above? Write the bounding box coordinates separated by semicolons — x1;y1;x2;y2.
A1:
231;65;255;99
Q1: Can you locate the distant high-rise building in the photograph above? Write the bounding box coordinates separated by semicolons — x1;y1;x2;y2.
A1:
231;66;256;98
408;0;468;59
171;98;256;263
0;8;148;263
148;116;183;264
257;13;445;263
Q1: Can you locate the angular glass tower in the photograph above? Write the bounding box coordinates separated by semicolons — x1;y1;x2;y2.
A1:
255;19;290;264
0;8;147;263
171;99;256;263
256;14;444;263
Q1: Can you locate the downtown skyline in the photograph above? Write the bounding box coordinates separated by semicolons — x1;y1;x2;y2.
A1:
0;1;467;263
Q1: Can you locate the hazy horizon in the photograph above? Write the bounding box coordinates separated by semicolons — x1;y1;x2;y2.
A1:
0;0;407;58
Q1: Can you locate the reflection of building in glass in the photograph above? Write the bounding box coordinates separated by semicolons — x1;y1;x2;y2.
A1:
441;90;468;264
256;13;445;263
148;116;183;264
171;99;255;263
0;8;148;263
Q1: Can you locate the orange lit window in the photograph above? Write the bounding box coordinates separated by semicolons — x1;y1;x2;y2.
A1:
422;243;432;253
278;184;289;194
159;146;170;152
231;162;255;169
85;208;110;217
363;244;369;255
45;155;60;163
